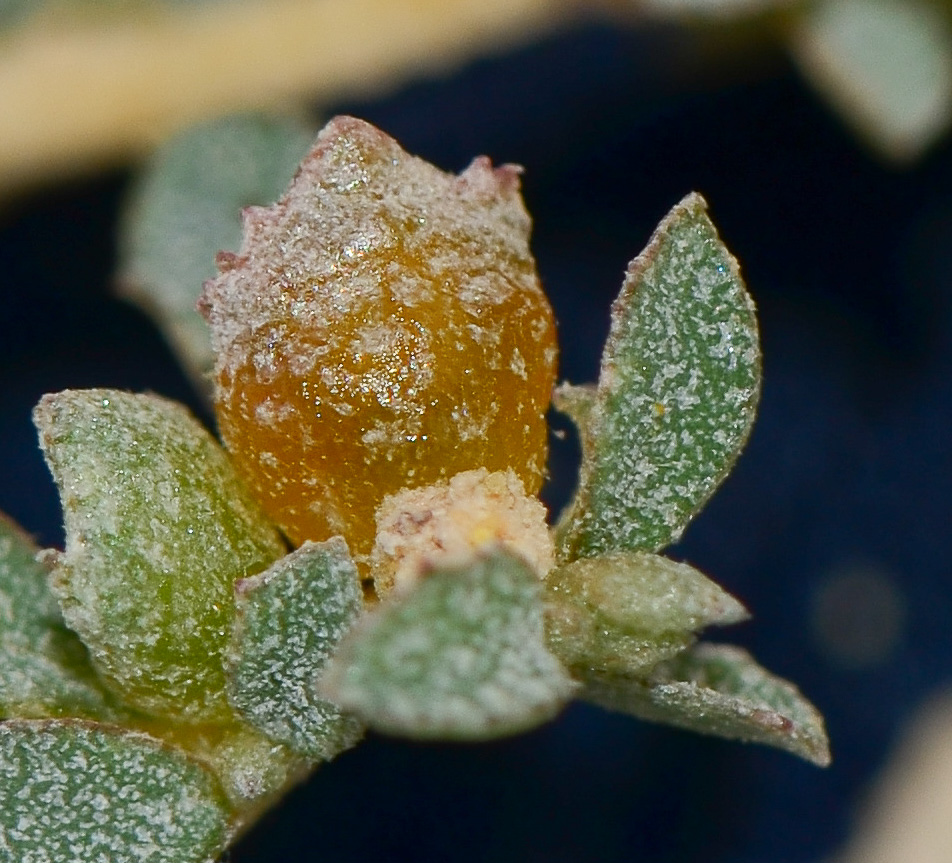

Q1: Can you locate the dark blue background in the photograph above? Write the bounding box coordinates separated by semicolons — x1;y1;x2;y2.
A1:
2;20;951;863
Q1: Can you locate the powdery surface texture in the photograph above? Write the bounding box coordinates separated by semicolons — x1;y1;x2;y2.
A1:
201;116;542;364
229;537;364;760
559;192;761;559
0;719;229;862
120;113;316;388
582;643;831;766
34;389;285;721
544;597;696;677
178;723;303;814
372;467;554;596
545;550;748;676
553;550;748;635
0;515;117;720
199;115;556;553
321;549;576;739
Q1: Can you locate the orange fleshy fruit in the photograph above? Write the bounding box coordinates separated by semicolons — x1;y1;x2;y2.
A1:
200;117;557;558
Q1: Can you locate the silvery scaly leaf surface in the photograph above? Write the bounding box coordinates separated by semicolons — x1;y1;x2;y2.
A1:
118;112;316;391
545;550;748;676
320;548;577;740
557;192;761;560
0;513;117;720
582;643;831;766
33;389;285;722
0;719;230;863
228;538;365;760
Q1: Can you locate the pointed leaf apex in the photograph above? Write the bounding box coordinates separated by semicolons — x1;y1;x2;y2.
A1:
558;192;761;559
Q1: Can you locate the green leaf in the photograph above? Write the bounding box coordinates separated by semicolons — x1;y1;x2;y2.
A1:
545;551;748;675
557;192;761;559
228;538;364;760
143;721;306;817
0;513;116;720
117;112;316;389
320;548;576;740
546;603;694;679
550;551;748;634
34;389;286;722
792;0;952;162
581;643;831;766
0;719;230;862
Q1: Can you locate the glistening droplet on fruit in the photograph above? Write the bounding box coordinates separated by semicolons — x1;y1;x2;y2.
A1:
200;116;558;558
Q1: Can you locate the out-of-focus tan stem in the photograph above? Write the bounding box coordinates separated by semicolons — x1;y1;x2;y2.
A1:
831;690;952;863
0;0;582;197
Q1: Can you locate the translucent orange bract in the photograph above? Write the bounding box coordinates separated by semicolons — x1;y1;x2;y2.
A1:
200;117;557;558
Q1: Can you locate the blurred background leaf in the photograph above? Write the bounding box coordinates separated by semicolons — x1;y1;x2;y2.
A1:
117;112;316;390
791;0;952;163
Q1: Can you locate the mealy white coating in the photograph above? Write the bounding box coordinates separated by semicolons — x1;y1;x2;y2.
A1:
543;549;749;677
228;538;364;759
33;389;285;721
558;192;761;558
554;550;749;636
0;720;229;862
319;550;576;739
372;468;554;596
0;515;114;719
581;644;831;766
201;115;538;388
198;115;556;550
